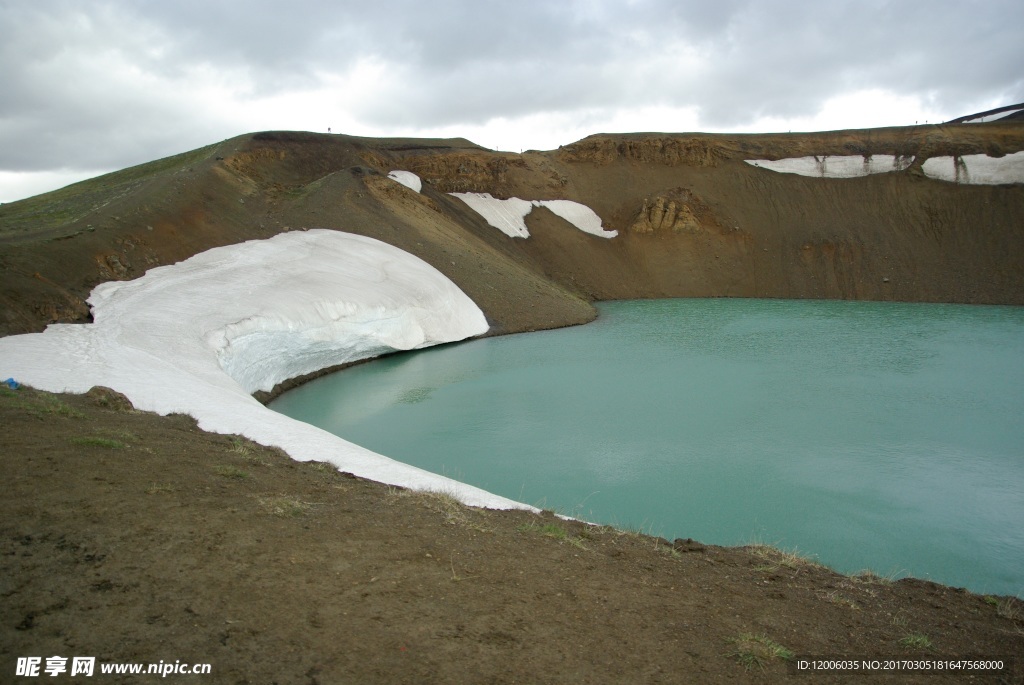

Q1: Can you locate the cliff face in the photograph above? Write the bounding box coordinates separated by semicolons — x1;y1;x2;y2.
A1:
2;123;1023;337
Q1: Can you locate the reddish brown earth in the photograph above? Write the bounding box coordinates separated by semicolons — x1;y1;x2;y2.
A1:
1;124;1023;683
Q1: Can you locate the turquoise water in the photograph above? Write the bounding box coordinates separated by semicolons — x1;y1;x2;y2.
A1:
270;299;1024;596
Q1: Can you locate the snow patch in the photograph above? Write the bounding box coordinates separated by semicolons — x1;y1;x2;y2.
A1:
536;200;618;238
451;192;617;239
962;108;1023;124
746;152;1024;185
921;152;1024;184
450;193;533;238
387;170;422;193
745;155;912;178
0;230;530;510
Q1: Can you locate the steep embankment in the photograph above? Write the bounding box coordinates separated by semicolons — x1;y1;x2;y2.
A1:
2;123;1023;339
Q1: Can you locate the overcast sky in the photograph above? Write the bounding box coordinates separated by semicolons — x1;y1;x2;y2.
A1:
2;0;1022;202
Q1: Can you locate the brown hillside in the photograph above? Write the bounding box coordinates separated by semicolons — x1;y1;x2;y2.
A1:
2;122;1023;338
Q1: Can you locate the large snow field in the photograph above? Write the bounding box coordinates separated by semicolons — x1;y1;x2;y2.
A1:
0;229;529;510
745;151;1024;184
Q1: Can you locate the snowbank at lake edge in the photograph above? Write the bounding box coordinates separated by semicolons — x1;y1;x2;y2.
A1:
0;230;532;510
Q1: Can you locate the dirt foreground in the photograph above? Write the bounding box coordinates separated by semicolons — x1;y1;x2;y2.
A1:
1;387;1021;684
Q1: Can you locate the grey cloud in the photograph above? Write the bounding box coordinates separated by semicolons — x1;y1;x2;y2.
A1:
1;0;1022;179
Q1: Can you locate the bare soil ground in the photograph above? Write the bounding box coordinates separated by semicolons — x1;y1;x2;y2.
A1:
2;387;1022;684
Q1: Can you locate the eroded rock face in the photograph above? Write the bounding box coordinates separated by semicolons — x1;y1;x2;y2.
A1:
362;151;528;195
99;253;131;278
627;189;717;234
558;136;725;167
630;196;702;233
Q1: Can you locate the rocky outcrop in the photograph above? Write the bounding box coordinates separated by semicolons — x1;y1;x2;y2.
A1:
629;195;702;233
625;188;726;235
557;136;726;167
361;151;529;195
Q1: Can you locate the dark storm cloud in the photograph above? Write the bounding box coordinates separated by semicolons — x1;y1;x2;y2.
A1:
1;0;1022;186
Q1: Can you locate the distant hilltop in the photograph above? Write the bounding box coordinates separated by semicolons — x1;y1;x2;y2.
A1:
946;102;1024;124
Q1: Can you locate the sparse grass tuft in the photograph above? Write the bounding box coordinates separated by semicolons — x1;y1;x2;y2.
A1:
899;633;933;650
518;521;588;550
851;569;899;586
3;389;85;419
449;554;466;582
257;496;314;518
213;464;249;480
228;436;252;456
389;488;489;531
610;519;659;538
305;461;339;478
145;482;175;495
70;436;126;449
821;589;859;610
995;597;1021;621
519;522;569;539
727;633;794;671
228;436;278;466
746;543;821;572
105;429;137;442
658;544;683;559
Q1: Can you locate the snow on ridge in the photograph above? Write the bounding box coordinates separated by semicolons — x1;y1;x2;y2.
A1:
744;155;912;178
745;151;1024;184
387;170;422;193
962;108;1023;124
921;152;1024;184
450;193;533;238
0;230;529;510
537;200;618;238
451;192;617;239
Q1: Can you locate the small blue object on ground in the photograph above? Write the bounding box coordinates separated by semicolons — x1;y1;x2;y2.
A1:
4;378;19;390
